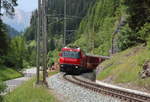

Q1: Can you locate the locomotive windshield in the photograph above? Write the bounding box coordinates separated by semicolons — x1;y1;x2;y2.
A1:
62;51;80;58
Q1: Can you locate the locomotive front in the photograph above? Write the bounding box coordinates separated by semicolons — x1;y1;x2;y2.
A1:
59;47;83;74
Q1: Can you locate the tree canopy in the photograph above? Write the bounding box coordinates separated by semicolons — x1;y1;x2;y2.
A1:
0;0;18;16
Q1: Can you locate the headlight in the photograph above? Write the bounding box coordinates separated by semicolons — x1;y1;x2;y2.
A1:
75;66;78;68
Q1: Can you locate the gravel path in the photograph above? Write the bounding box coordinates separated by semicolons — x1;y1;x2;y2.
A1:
47;73;121;102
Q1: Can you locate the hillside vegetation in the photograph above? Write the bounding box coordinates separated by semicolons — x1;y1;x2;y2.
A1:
4;79;58;102
0;65;22;81
74;0;121;55
97;45;150;91
24;0;96;66
24;0;150;67
74;0;150;55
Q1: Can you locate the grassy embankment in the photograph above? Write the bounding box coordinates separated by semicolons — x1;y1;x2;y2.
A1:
97;45;150;89
0;65;22;81
3;70;59;102
4;79;58;102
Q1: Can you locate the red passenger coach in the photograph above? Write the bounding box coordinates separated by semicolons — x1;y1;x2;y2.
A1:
59;47;107;74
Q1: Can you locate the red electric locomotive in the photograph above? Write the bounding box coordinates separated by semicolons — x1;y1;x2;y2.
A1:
59;47;107;74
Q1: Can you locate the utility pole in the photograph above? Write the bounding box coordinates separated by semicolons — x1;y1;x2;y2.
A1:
36;0;41;84
42;0;48;84
36;0;48;85
64;0;67;46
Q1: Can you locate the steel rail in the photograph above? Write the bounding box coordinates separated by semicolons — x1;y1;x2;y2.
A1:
63;74;150;102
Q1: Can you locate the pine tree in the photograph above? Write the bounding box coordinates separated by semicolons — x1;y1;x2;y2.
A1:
0;19;9;56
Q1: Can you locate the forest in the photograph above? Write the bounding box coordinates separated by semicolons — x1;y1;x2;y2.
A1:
74;0;150;55
24;0;150;64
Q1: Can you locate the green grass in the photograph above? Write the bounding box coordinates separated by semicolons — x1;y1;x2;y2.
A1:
48;70;59;77
0;65;22;81
97;45;150;88
4;79;58;102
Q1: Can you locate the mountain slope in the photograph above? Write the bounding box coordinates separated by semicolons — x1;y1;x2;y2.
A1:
73;0;123;55
2;9;31;32
6;25;19;37
74;0;150;56
97;45;150;92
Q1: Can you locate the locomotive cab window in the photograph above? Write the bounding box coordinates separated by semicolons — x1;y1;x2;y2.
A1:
62;51;80;59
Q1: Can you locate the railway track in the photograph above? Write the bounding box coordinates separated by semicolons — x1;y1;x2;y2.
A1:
63;74;150;102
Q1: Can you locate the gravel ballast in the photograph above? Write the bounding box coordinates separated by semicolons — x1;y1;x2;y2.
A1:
47;73;121;102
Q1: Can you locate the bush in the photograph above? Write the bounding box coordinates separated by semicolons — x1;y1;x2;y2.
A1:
117;24;137;50
47;49;59;67
23;60;30;68
138;23;150;46
0;57;4;65
147;37;150;49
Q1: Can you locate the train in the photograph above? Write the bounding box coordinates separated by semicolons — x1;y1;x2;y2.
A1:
59;47;109;74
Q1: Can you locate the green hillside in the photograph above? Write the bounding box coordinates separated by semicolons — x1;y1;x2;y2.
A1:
4;79;57;102
73;0;150;56
0;65;22;81
74;0;125;55
97;45;150;90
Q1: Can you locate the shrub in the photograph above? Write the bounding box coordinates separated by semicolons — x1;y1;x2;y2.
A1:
138;23;150;47
0;57;4;65
117;24;137;50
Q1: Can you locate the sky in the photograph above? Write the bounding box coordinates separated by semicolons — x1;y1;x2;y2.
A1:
15;0;38;12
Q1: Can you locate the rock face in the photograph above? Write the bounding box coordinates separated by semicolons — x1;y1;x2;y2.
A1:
140;61;150;79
